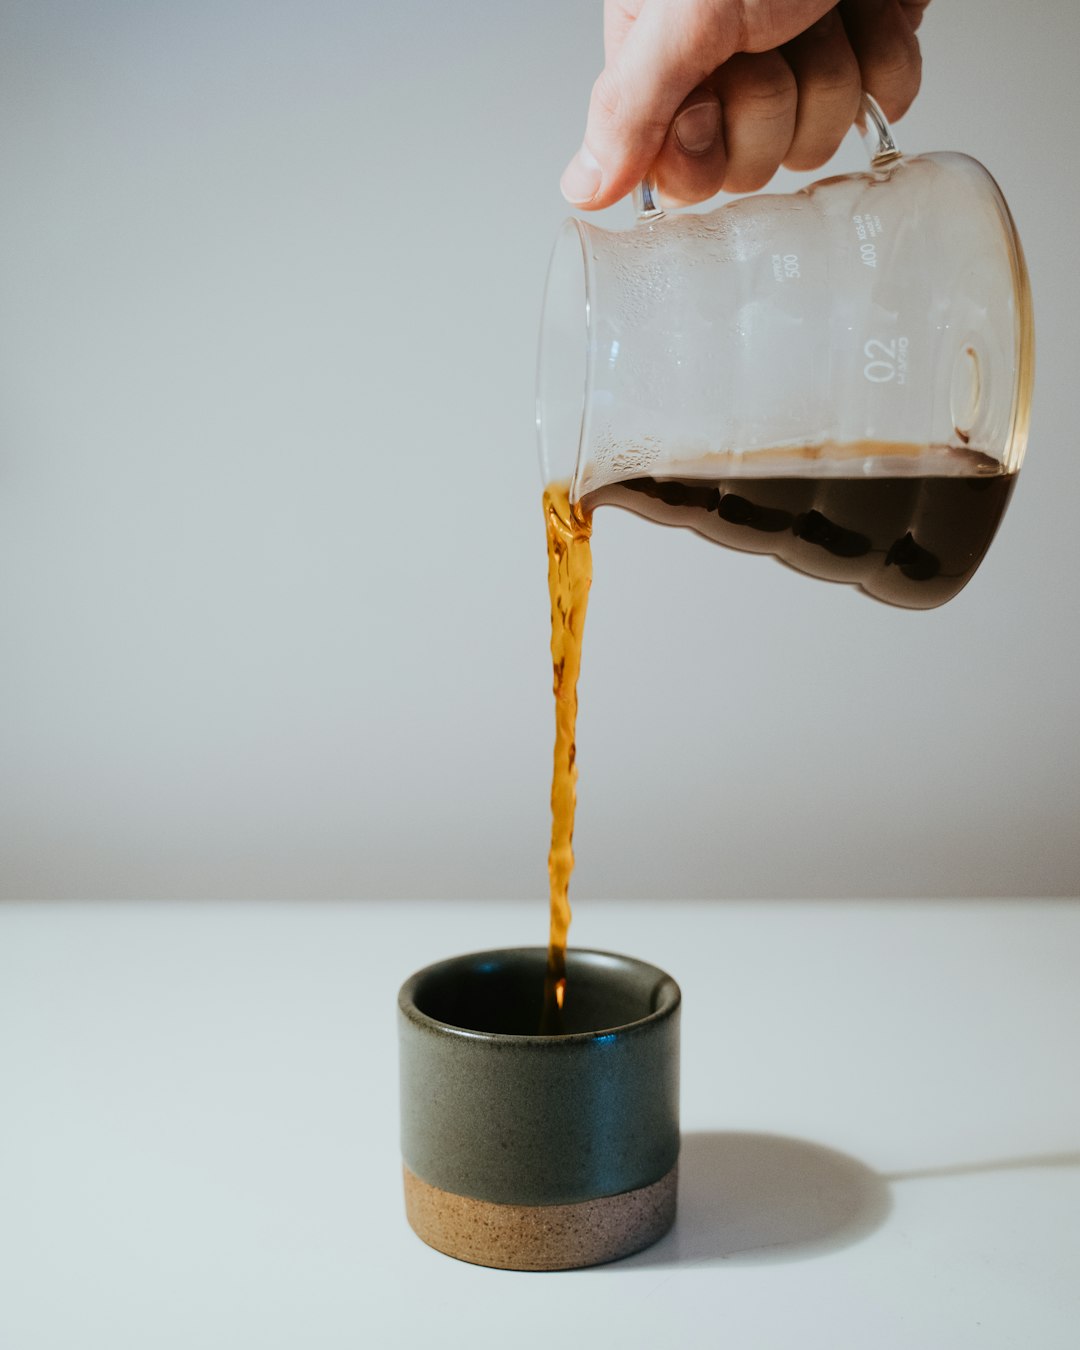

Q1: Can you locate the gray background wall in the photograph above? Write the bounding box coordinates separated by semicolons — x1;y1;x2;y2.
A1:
1;0;1076;900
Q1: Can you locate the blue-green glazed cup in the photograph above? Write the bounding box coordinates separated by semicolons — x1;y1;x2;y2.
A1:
398;947;680;1270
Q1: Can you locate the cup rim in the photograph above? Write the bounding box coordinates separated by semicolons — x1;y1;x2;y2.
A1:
398;946;681;1046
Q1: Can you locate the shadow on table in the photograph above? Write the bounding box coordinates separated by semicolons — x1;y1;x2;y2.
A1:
614;1132;1080;1269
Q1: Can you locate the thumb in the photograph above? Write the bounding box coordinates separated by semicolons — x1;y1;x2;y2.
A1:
562;0;837;210
561;0;740;209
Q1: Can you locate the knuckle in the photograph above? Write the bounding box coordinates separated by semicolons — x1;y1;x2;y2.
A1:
868;62;921;117
730;0;751;50
879;49;921;89
742;69;797;121
809;60;861;103
788;17;860;100
719;51;797;118
866;33;923;92
656;139;727;205
590;66;670;141
591;68;625;125
802;9;846;46
902;0;931;32
784;128;845;172
727;163;778;194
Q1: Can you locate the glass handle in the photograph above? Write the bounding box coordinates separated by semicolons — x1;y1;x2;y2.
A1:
856;92;901;167
633;176;663;223
632;90;900;219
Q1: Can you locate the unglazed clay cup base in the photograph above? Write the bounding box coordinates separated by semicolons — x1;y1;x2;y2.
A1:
403;1163;677;1271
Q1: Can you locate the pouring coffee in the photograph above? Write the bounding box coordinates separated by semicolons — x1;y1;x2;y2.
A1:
536;97;1034;1024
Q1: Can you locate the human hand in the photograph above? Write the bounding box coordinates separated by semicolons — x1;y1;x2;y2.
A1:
561;0;930;208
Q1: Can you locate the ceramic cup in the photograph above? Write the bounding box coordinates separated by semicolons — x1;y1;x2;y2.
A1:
398;947;680;1270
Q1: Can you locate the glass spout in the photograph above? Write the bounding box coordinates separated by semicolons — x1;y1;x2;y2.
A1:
536;219;591;496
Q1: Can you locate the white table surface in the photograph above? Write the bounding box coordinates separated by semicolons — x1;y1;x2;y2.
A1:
1;898;1078;1350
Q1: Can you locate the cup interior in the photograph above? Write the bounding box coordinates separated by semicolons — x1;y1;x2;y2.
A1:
406;948;679;1037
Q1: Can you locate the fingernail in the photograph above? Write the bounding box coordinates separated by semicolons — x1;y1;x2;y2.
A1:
560;144;602;204
674;99;720;155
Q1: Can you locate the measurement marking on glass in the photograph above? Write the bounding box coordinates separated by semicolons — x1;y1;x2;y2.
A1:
771;252;800;282
863;336;909;384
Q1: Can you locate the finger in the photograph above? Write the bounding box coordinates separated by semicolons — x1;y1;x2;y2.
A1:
839;0;923;120
562;0;740;208
782;10;862;171
651;87;727;207
712;51;798;195
900;0;931;31
564;0;833;210
603;0;642;63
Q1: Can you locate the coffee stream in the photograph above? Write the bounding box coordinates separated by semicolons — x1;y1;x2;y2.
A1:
542;442;1016;1031
541;483;593;1033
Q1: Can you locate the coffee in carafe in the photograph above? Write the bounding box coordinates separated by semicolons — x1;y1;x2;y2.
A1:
583;442;1016;610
